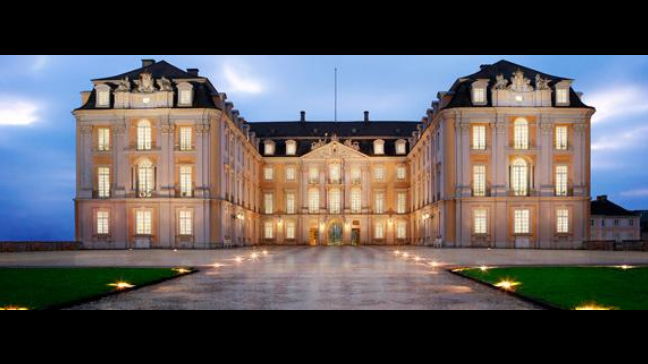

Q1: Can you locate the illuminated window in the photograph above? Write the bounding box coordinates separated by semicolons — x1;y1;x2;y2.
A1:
375;223;385;239
514;209;530;235
179;89;193;106
286;140;297;156
396;140;407;155
473;87;487;104
351;168;362;184
138;159;154;197
473;165;487;197
557;209;570;234
97;89;110;107
137;120;152;150
397;193;407;214
285;167;296;182
98;167;111;198
309;189;320;214
474;209;488;234
374;140;385;155
98;128;111;151
264;222;274;239
264;193;274;214
180;127;193;151
556;165;568;197
556;88;569;105
473;125;487;150
309;167;319;183
397;166;407;181
556;126;568;150
286;193;296;215
396;221;407;240
264;166;274;181
351;189;362;214
330;164;341;184
180;165;193;197
264;140;276;156
179;210;193;236
375;192;385;214
97;211;110;235
374;166;385;181
514;118;529;150
136;210;152;235
329;188;342;214
286;221;296;240
511;158;529;197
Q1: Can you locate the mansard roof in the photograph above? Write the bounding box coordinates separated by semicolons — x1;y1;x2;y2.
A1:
93;60;204;82
443;60;593;109
591;196;639;217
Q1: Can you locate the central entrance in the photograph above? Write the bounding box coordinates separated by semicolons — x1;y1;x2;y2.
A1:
328;220;344;246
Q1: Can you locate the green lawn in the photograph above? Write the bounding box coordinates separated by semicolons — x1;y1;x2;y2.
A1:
0;268;188;310
459;267;648;310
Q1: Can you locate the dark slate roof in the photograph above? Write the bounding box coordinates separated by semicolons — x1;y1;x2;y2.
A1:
78;60;219;110
591;197;639;217
249;121;420;157
443;60;593;109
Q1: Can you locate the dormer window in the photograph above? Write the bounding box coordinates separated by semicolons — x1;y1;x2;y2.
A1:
95;84;111;108
177;82;194;107
555;80;572;106
374;140;385;155
395;140;407;155
286;140;297;156
471;80;489;106
264;140;276;156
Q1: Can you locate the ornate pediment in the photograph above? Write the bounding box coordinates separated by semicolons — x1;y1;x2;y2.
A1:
134;71;157;93
508;69;534;92
303;141;369;160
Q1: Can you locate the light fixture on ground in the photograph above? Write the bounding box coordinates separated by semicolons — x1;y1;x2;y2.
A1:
617;265;634;270
479;266;491;272
0;306;28;311
174;268;191;275
494;280;521;291
235;257;244;263
575;304;615;311
109;282;135;291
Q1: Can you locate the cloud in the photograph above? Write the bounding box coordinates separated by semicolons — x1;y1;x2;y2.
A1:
592;125;648;151
586;85;648;124
620;189;648;198
0;96;40;126
222;63;264;94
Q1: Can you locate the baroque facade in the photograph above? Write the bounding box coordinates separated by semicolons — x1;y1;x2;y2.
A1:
75;59;594;249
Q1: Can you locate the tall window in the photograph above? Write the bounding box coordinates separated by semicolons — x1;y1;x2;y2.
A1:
351;168;362;184
136;210;152;235
286;193;296;215
180;165;193;197
329;189;342;214
473;165;487;197
374;166;385;181
264;166;274;181
98;167;111;198
330;165;341;184
397;166;407;181
264;193;274;214
351;189;362;214
97;90;110;107
264;222;274;239
137;120;152;150
98;128;111;151
514;209;530;235
473;87;487;104
285;140;297;156
474;209;488;234
308;189;320;214
375;223;385;239
138;159;154;197
397;193;407;214
179;210;193;236
514;119;529;150
375;192;385;214
396;221;407;240
180;127;193;151
285;167;296;182
473;125;487;150
556;165;568;197
557;209;570;234
556;126;568;150
309;167;319;184
286;221;296;240
511;158;529;197
97;211;110;235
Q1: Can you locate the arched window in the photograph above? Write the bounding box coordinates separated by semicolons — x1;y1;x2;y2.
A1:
511;158;529;197
514;118;529;150
138;159;155;197
137;120;152;150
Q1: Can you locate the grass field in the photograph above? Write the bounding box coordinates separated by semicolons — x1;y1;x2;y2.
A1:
459;267;648;310
0;268;189;310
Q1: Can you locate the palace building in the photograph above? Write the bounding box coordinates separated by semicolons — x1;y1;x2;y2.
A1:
74;59;594;249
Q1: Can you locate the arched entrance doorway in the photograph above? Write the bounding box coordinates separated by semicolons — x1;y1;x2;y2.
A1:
328;219;343;246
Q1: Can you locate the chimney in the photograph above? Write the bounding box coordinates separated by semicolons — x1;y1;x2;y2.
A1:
142;59;155;68
300;111;306;123
364;111;370;123
187;68;200;77
597;195;609;202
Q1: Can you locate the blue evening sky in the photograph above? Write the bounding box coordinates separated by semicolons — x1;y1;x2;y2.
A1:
0;55;647;241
